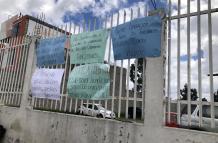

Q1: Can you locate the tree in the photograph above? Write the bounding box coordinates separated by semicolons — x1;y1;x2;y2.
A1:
130;58;144;92
202;98;208;102
180;84;198;101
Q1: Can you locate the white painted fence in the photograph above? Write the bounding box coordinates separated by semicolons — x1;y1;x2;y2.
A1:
166;0;218;130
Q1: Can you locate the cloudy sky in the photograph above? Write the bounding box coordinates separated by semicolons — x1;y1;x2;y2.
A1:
169;0;218;100
0;0;217;99
0;0;154;25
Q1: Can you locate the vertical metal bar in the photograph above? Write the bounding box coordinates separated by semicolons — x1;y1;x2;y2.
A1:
54;26;60;111
177;0;181;125
49;27;56;109
133;7;141;120
72;25;78;113
104;15;110;118
133;60;138;120
78;23;83;113
62;24;69;112
197;0;203;127
118;10;126;118
68;22;73;113
208;0;215;128
91;18;97;116
57;25;64;111
64;23;72;113
41;33;46;109
13;36;22;106
187;0;191;126
141;4;148;120
111;11;119;114
45;27;51;109
125;59;131;119
83;19;90;112
118;61;123;118
167;0;172;123
19;36;29;105
71;25;78;113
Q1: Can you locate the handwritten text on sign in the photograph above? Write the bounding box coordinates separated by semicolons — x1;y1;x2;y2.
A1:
111;16;162;60
67;64;110;100
31;68;64;100
70;29;108;64
37;36;66;66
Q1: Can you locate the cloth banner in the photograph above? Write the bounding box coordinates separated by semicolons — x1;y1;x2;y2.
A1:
36;35;66;66
70;29;108;64
67;64;110;100
111;16;162;60
31;68;64;100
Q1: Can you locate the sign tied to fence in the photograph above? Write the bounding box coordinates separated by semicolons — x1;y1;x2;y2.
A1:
31;68;64;100
36;35;66;66
67;64;110;100
70;29;108;64
112;16;162;60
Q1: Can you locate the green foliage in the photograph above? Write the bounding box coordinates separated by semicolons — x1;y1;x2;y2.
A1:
180;84;198;101
130;58;144;92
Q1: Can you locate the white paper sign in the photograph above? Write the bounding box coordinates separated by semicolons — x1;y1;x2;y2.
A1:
31;68;64;100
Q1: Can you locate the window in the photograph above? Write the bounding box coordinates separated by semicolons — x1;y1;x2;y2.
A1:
197;105;218;119
94;105;98;110
88;104;92;109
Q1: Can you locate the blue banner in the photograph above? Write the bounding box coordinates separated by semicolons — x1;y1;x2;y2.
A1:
111;16;162;60
36;36;66;66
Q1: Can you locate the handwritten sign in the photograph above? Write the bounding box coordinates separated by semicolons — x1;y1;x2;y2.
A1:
36;36;66;66
111;16;162;60
70;29;108;64
67;64;110;100
31;68;64;100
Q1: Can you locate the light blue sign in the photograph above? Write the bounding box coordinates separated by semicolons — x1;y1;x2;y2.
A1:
67;64;110;100
111;16;162;60
37;36;66;66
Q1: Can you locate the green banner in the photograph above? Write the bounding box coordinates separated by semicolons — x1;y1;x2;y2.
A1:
67;64;110;100
70;29;108;64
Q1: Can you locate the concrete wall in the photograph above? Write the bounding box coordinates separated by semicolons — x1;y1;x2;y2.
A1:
1;38;218;143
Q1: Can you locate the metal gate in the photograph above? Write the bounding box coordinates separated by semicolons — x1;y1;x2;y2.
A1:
166;0;218;130
0;36;30;107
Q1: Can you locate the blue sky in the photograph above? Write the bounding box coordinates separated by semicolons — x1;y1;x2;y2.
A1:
61;0;167;25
